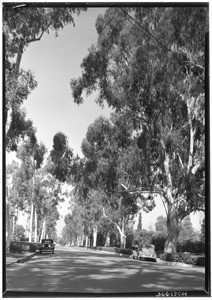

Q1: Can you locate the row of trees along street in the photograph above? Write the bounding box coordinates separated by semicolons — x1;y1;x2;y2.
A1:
4;5;87;252
5;6;207;254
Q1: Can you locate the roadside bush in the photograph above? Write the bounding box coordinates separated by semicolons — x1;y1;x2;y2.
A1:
115;248;132;255
159;252;198;265
28;243;37;252
85;246;132;255
10;241;38;253
101;247;116;253
22;244;30;252
86;246;116;253
10;242;22;253
195;256;205;266
152;234;167;254
133;229;154;249
126;232;134;249
177;240;205;254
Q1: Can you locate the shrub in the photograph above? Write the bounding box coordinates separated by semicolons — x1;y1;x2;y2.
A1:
177;240;205;254
159;252;198;265
28;243;37;252
22;244;30;252
10;242;22;253
86;246;117;253
195;256;205;266
10;241;38;253
133;229;154;248
101;247;116;253
115;248;132;255
152;234;167;254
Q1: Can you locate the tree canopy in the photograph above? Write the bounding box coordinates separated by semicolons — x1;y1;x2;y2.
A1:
4;4;87;150
70;6;207;253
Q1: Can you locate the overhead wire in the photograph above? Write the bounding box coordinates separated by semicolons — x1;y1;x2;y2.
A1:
119;7;205;84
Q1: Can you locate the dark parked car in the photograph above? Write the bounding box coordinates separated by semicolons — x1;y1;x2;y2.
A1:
38;239;55;254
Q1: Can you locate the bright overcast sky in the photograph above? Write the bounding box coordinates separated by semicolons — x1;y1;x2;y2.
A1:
21;7;112;157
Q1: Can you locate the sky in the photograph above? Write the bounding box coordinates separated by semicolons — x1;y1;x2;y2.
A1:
21;7;112;157
7;5;204;235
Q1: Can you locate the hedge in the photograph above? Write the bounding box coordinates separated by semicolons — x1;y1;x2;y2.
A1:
85;246;133;255
10;241;38;253
159;252;205;266
177;241;205;254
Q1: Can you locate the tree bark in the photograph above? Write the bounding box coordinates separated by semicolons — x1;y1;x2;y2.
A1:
105;232;110;247
34;209;37;242
93;225;98;247
164;203;180;253
102;207;126;248
40;219;46;242
6;202;11;252
81;232;84;246
163;149;180;254
116;221;126;249
28;201;34;242
12;215;15;237
85;236;89;247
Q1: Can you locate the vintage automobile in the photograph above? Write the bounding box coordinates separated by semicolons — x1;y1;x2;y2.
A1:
38;239;55;254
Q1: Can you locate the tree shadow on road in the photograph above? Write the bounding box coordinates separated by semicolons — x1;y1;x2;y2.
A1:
6;248;206;295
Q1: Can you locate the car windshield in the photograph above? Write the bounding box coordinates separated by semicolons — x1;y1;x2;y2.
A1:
42;239;53;244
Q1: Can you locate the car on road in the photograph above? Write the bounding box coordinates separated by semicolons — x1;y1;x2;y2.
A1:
38;239;55;254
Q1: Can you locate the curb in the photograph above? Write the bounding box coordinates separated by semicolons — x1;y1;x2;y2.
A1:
6;253;36;266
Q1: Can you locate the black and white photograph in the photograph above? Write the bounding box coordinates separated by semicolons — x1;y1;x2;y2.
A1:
3;2;209;297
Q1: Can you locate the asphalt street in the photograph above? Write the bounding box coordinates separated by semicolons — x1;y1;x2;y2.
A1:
5;246;205;295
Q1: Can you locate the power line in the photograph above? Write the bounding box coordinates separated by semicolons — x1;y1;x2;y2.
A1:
119;7;205;83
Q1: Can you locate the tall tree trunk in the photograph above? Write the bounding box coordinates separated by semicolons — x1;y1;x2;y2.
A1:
85;236;89;247
6;202;11;253
102;207;126;248
164;203;179;254
93;225;98;247
105;232;110;247
76;235;80;246
186;93;196;174
6;176;12;252
40;219;46;242
137;211;142;231
28;201;34;242
163;149;179;253
120;233;126;249
34;209;38;243
81;232;84;246
12;215;15;237
116;221;126;249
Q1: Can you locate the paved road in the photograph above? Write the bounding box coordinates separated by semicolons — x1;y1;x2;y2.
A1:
5;246;205;295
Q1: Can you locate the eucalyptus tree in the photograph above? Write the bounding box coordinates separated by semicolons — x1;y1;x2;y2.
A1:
70;7;207;253
16;133;47;242
178;216;199;244
6;160;19;251
35;171;65;242
63;210;84;246
47;131;74;182
74;115;154;248
3;4;87;149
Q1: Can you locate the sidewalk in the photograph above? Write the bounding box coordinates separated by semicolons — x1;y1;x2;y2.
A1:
6;252;37;266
